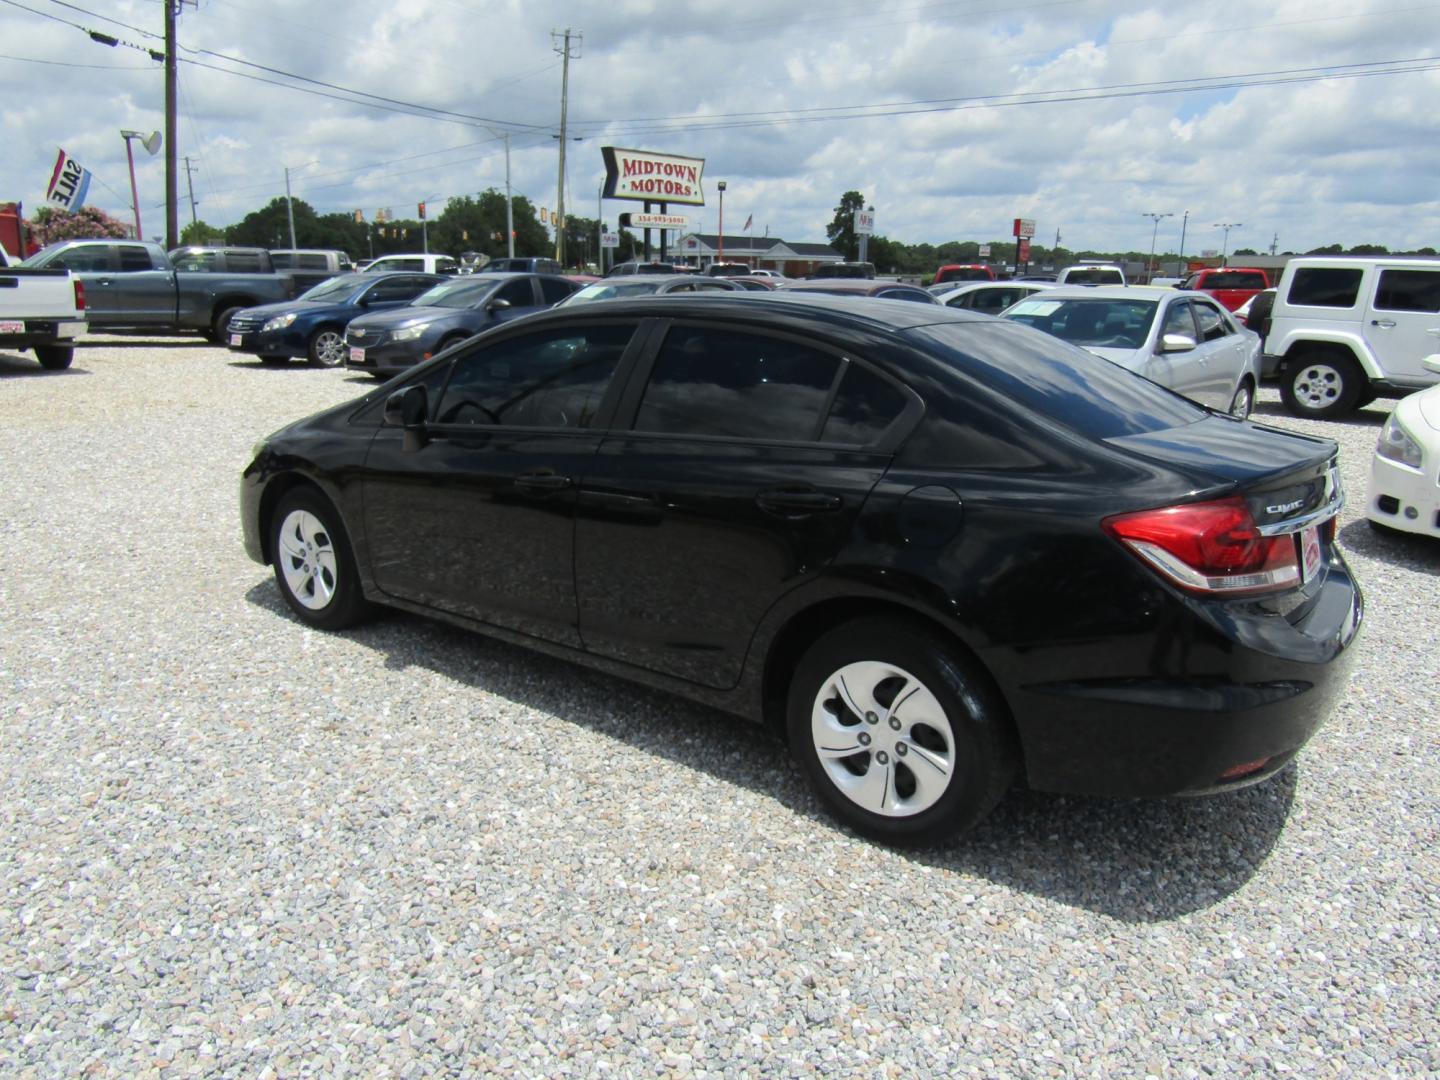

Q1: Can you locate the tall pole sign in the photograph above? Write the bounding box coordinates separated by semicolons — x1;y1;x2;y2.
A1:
1013;217;1036;273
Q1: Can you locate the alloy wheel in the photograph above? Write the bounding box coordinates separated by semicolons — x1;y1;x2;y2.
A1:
277;509;338;610
1292;363;1344;411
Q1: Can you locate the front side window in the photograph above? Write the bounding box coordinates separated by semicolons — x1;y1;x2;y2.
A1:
494;278;535;306
435;324;632;428
47;246;113;272
1193;301;1230;341
1288;267;1363;308
1162;300;1197;339
634;326;840;440
1374;269;1440;313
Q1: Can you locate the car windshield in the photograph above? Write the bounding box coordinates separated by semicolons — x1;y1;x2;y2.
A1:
412;278;498;309
565;281;663;304
298;274;368;302
1002;298;1157;350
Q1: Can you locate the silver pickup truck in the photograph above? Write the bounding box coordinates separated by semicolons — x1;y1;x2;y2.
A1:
0;245;87;370
20;240;298;342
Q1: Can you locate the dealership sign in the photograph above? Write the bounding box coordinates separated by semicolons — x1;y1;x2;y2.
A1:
854;209;875;236
602;147;706;205
1013;218;1036;239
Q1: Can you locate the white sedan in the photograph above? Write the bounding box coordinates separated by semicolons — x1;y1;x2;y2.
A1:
1366;354;1440;538
1001;286;1261;416
931;280;1057;315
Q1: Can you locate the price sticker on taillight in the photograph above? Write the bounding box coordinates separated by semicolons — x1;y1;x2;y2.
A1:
1300;525;1322;583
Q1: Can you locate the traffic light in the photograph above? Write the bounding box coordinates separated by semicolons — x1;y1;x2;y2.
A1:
417;202;426;220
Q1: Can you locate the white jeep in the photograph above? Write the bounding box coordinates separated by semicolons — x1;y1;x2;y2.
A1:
1265;256;1440;418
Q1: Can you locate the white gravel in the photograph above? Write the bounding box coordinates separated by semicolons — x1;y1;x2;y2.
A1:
1;336;1436;1077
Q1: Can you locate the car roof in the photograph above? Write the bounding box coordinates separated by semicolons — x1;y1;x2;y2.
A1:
779;278;926;295
537;291;985;331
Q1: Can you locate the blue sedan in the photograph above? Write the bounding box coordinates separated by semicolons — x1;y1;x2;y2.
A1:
343;273;579;378
225;272;443;367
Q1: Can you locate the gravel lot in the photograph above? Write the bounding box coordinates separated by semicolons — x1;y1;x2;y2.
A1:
1;335;1436;1078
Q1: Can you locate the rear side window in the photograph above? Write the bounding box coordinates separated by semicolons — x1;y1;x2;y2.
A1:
171;250;218;272
118;246;155;271
1287;268;1362;308
226;251;265;272
298;254;329;270
821;364;908;445
634;326;840;440
911;322;1205;439
436;324;632;428
1374;269;1440;313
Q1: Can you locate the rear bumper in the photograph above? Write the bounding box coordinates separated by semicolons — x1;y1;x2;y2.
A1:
1006;554;1363;797
0;319;86;346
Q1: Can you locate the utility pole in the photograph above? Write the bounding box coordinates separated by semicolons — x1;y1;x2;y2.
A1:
504;132;514;258
182;155;199;231
1178;210;1189;265
164;1;178;250
1270;231;1279;256
284;167;297;250
552;28;581;266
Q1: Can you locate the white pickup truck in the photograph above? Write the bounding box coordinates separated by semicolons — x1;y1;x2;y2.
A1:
0;245;87;370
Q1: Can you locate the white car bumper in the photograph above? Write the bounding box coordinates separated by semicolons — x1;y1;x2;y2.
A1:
1366;453;1440;538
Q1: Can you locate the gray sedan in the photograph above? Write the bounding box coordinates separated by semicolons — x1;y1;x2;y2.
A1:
1001;285;1262;416
558;274;743;306
343;273;578;377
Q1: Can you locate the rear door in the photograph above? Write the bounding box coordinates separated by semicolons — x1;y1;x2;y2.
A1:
1189;298;1248;408
573;319;912;689
1365;267;1440;382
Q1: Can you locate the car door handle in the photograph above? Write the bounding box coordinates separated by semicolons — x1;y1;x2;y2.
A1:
515;471;572;492
97;278;114;286
756;488;843;516
1371;319;1396;329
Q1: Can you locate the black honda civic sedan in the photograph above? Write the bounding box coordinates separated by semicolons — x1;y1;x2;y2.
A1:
240;294;1362;844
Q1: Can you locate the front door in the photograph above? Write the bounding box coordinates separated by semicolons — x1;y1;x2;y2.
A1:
359;321;638;646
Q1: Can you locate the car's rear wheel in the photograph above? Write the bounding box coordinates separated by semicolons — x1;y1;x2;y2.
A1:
786;617;1016;845
34;344;73;370
307;327;346;368
1228;379;1254;419
1280;351;1364;419
270;488;370;630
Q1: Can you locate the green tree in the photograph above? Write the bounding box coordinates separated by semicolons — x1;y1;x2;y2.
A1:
1347;243;1390;255
27;205;129;245
1306;243;1344;255
429;189;548;260
825;191;866;260
179;219;226;246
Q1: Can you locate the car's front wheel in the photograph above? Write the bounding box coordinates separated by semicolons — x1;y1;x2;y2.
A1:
270;488;370;630
787;617;1017;845
307;327;346;368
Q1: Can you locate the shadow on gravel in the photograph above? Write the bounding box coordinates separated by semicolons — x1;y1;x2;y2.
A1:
244;580;1297;923
1251;399;1390;427
0;352;90;376
1338;518;1440;574
79;337;209;349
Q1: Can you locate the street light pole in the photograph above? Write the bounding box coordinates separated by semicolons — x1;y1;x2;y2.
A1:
717;180;726;264
1178;210;1189;265
1141;211;1174;280
1214;222;1243;266
120;130;160;239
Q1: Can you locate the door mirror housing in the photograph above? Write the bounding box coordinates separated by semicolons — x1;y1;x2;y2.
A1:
487;298;512;312
1422;353;1440;375
1159;333;1197;354
384;384;429;451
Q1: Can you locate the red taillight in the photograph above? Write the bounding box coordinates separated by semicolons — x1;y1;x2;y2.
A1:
1103;496;1300;596
73;279;86;312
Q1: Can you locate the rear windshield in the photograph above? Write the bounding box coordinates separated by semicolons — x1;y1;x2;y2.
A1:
908;321;1205;439
564;281;663;304
1062;268;1123;285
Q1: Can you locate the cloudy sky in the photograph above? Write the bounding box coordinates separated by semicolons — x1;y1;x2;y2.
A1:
2;0;1438;255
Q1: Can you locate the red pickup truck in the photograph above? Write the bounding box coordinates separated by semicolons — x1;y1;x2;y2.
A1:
1181;267;1270;311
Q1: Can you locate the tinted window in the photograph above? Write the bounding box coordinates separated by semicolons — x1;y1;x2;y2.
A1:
1205;270;1267;289
118;246;155;271
365;277;434;303
436;324;631;428
299;254;329;270
879;288;936;303
634;326;840;440
1162;300;1196;339
228;251;265;272
1062;268;1123;285
821;364;908;445
1374;269;1440;313
912;322;1205;439
538;277;576;304
1288;268;1362;307
495;278;535;306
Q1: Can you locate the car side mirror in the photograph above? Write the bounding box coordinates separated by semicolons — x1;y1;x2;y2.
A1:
1159;333;1197;354
384;384;429;451
488;298;512;312
1422;354;1440;375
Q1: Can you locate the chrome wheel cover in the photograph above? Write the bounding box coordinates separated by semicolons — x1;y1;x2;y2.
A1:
811;660;956;818
312;331;345;367
277;509;338;610
1292;363;1343;411
1230;383;1253;418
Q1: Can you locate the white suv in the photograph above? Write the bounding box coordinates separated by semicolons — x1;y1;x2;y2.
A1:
1057;263;1126;286
1265;256;1440;418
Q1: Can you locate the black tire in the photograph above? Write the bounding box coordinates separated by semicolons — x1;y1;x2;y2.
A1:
269;487;371;630
306;326;346;368
1279;350;1364;419
786;616;1017;845
211;305;243;343
34;344;73;370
